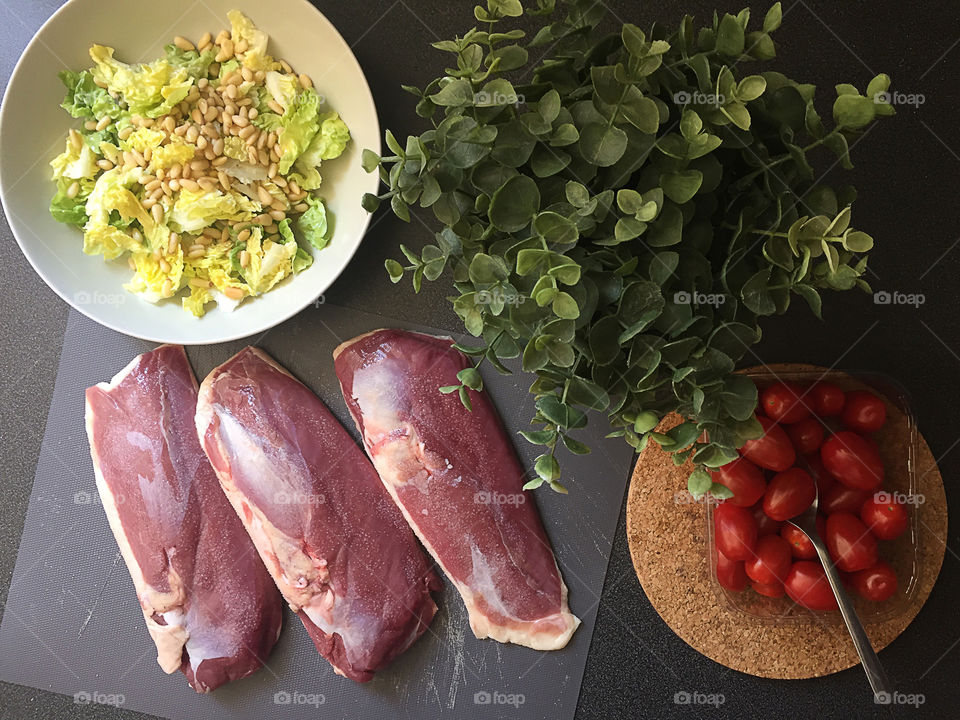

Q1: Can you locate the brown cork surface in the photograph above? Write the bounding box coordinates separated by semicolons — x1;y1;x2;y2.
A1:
626;363;948;679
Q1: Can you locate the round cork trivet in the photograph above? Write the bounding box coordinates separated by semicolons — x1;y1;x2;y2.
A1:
626;363;947;679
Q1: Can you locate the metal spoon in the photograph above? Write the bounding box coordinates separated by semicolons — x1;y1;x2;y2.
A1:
788;492;891;700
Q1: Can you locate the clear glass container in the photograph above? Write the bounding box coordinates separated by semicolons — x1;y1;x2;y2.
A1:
707;368;922;623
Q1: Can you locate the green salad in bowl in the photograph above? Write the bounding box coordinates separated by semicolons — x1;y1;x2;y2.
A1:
49;10;349;317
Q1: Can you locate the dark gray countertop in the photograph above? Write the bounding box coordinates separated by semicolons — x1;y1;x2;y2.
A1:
2;1;958;718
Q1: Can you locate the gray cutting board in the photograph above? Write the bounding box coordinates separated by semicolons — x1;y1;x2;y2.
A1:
0;304;633;720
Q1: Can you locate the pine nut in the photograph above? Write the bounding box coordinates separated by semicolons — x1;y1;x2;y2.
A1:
189;277;211;288
235;38;249;54
84;120;98;131
151;204;164;223
169;164;182;179
142;197;156;209
173;36;195;52
196;135;208;150
145;180;162;192
253;213;271;225
238;228;251;242
247;147;259;164
162;116;176;133
233;114;249;128
198;32;212;50
267;100;284;115
240;250;251;268
238;124;256;140
299;73;313;90
97;159;114;171
223;286;245;300
169;178;181;191
168;233;179;254
279;60;292;73
267;162;278;179
257;185;273;205
294;202;309;213
159;258;171;273
212;138;225;156
205;106;219;123
241;67;254;82
118;126;134;140
143;147;153;163
188;243;205;253
269;209;286;221
212;156;229;167
66;181;80;199
69;129;82;150
180;178;200;192
187;248;205;259
220;226;230;243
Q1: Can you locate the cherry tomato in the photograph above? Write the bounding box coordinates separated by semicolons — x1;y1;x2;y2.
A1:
716;548;749;591
781;524;816;559
860;494;909;540
785;561;839;610
821;431;884;490
822;485;870;518
711;458;766;507
809;382;846;417
787;417;825;455
751;579;785;598
763;467;816;521
751;502;783;536
805;454;835;497
825;512;878;572
850;560;898;602
740;416;796;472
714;503;758;562
841;390;887;433
745;534;793;584
760;381;812;423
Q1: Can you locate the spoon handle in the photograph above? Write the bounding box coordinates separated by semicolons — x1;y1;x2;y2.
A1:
812;542;890;699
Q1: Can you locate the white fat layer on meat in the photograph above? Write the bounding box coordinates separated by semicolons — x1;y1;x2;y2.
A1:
196;363;381;672
85;356;188;674
347;350;581;651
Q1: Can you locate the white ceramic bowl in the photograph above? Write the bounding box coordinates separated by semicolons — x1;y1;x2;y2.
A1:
0;0;380;344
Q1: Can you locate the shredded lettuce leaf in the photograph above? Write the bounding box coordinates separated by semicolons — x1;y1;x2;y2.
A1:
275;89;322;174
50;138;99;180
164;44;216;79
168;188;260;234
58;69;125;120
89;45;193;118
289;112;351;190
296;195;330;250
228;10;280;72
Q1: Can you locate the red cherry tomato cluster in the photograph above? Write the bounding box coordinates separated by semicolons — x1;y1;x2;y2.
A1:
712;380;907;610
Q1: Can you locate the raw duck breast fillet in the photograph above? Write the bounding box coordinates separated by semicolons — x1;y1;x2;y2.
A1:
195;347;440;682
84;345;283;693
334;329;580;650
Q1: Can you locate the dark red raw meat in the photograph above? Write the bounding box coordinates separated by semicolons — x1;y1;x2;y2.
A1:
334;329;580;650
195;347;440;681
84;345;282;693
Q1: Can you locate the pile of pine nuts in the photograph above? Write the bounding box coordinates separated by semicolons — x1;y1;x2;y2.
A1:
79;26;320;300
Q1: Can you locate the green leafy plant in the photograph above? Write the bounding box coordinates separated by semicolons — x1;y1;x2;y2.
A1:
362;0;893;496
